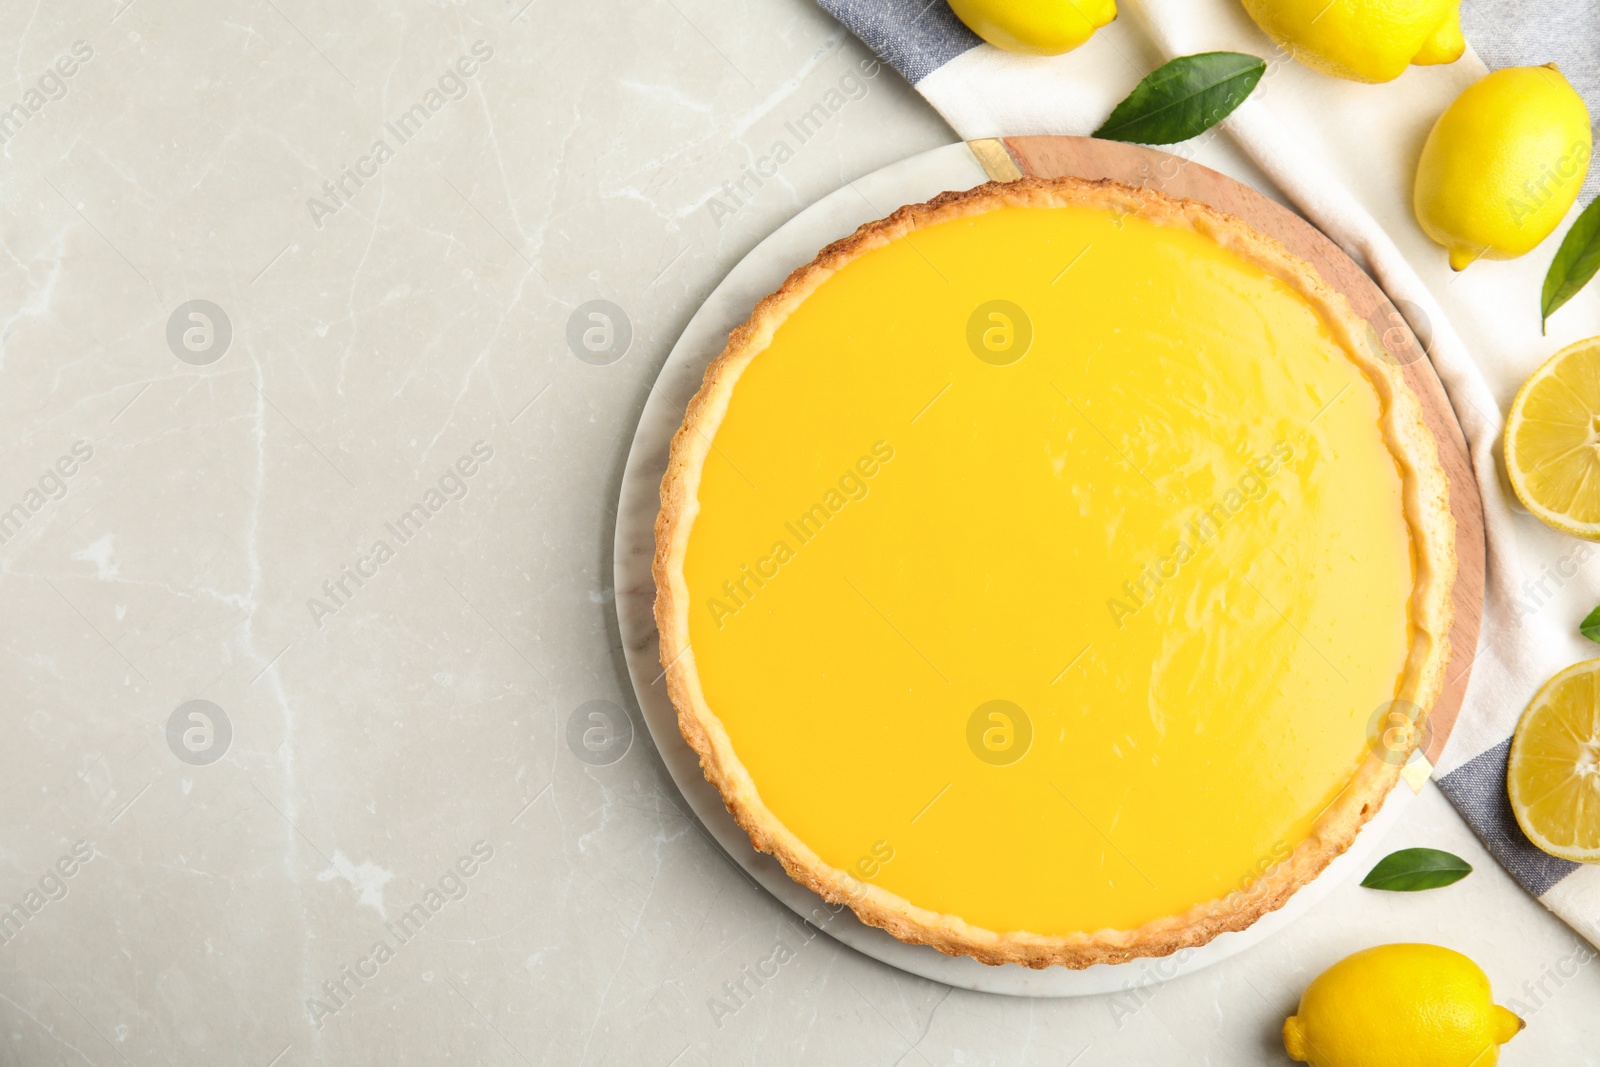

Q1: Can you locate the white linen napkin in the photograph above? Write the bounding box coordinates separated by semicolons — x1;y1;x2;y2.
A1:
819;0;1600;946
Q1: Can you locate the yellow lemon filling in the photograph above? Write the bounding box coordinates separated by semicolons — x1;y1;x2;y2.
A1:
683;203;1415;936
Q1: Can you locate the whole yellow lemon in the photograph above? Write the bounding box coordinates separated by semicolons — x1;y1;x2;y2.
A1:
946;0;1116;56
1414;65;1592;271
1238;0;1463;82
1283;944;1523;1067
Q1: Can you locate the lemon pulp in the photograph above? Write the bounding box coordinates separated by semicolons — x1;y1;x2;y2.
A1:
1509;659;1600;862
684;204;1416;935
1505;337;1600;538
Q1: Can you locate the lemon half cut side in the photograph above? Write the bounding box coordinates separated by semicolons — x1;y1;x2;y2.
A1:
1505;337;1600;539
1508;658;1600;863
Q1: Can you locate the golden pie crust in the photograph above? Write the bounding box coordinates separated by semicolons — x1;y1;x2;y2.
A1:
652;177;1456;969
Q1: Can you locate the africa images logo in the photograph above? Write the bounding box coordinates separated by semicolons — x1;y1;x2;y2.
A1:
0;41;93;144
0;842;96;947
1107;441;1294;628
0;441;94;547
306;841;495;1029
304;41;495;230
306;441;493;628
704;441;893;630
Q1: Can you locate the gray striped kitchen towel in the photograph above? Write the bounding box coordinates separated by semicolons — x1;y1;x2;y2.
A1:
816;0;1600;945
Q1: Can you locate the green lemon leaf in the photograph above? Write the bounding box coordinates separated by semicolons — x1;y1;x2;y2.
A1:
1360;848;1472;892
1094;52;1267;146
1581;603;1600;643
1542;196;1600;334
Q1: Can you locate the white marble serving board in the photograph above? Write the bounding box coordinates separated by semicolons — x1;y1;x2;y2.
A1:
612;140;1419;997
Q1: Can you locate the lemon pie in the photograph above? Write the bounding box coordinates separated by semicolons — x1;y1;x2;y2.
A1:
654;177;1455;968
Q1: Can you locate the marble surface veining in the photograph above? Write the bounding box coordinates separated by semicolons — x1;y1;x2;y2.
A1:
0;0;1596;1063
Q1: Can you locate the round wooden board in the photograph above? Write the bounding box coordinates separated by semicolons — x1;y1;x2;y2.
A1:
973;135;1485;769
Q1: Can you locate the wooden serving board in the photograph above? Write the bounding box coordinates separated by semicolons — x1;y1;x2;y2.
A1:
969;135;1485;772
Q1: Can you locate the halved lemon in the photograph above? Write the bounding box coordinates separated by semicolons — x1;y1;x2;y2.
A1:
1508;658;1600;863
1505;337;1600;538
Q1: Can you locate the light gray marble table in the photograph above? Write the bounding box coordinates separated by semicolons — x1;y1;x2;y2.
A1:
0;0;1596;1064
